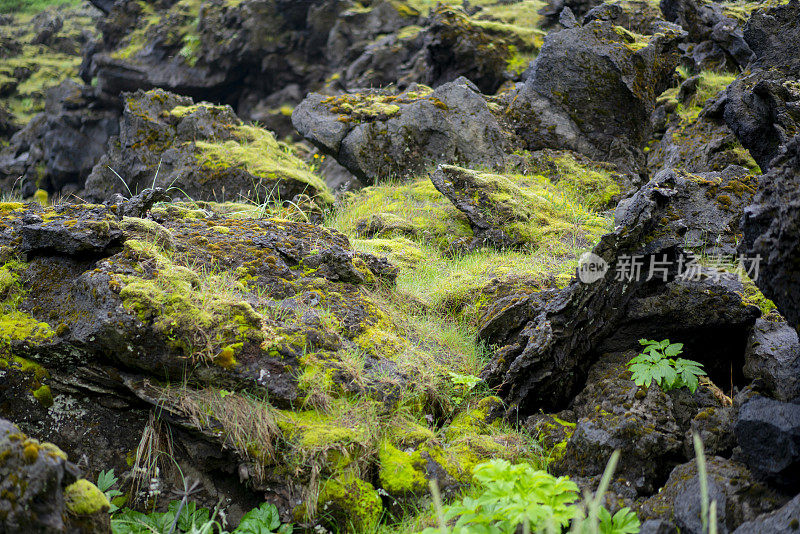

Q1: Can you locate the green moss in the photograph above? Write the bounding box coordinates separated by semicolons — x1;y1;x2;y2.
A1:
277;408;371;471
613;25;650;51
721;0;790;22
0;202;25;215
327;179;473;250
194;125;333;204
63;479;110;516
32;190;48;206
378;440;428;494
524;151;623;209
444;396;502;441
318;472;382;533
740;275;778;317
353;237;424;269
397;24;424;40
439;165;611;247
1;260;55;346
117;240;263;362
32;385;54;408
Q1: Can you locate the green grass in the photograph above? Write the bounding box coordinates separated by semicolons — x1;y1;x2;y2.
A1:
0;0;82;14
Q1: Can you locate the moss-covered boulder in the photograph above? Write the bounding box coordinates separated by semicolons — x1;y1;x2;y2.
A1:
63;478;112;532
0;199;401;406
293;78;510;184
0;417;88;533
507;15;683;173
84;89;331;205
649;71;760;176
430;164;610;250
482;163;760;415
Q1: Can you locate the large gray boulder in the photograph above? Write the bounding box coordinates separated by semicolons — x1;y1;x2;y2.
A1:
293;78;509;185
506;16;683;173
481;166;760;414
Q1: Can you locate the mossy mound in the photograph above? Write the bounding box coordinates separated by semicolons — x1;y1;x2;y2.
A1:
63;479;110;516
430;164;611;250
84;89;332;205
318;473;383;533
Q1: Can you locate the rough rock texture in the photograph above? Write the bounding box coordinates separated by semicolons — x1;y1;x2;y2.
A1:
582;1;666;35
293;79;509;184
724;1;800;171
1;198;534;527
733;493;800;534
344;5;514;95
0;418;110;534
80;0;529;135
507;16;683;173
734;393;800;490
743;317;800;402
741;134;800;330
659;0;753;71
84;88;331;203
554;353;684;497
639;457;787;534
0;80;120;197
649;77;759;176
481;165;759;414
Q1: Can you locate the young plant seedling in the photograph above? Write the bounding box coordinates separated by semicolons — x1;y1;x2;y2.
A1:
627;339;705;394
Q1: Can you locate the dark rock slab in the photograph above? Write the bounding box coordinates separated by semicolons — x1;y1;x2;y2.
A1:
741;134;800;330
734;393;800;490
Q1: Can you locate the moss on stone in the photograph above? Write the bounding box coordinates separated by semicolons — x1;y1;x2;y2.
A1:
32;385;54;408
194;124;333;204
378;440;428;494
0;260;55;347
117;239;263;363
64;479;110;516
318;472;382;533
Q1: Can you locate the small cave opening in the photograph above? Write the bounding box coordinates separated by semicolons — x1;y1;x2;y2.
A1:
595;322;752;396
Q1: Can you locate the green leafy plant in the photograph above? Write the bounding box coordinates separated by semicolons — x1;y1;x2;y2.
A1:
97;469;124;513
628;339;705;394
111;501;291;534
447;371;482;406
235;503;292;534
421;458;639;534
427;459;579;533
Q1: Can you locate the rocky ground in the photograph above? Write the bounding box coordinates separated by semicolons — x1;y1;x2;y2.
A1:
1;0;799;533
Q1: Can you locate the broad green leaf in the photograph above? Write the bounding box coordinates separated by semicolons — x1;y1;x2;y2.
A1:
664;343;684;357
